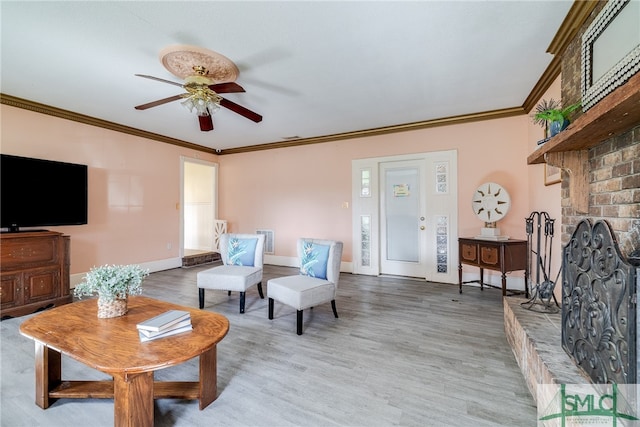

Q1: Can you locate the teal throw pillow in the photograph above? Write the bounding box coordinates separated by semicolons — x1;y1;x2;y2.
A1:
300;242;330;280
228;237;258;266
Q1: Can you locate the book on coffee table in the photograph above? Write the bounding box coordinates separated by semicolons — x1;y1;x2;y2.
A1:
138;323;193;342
138;319;192;338
137;310;190;332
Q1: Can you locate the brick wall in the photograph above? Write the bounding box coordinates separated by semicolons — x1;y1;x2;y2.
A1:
558;2;640;258
560;128;640;257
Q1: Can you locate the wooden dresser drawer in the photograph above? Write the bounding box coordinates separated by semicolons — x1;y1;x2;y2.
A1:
24;267;60;302
1;235;58;269
1;273;22;308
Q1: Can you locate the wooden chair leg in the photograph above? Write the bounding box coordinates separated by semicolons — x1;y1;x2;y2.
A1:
331;300;339;318
199;288;205;309
257;282;264;299
297;310;303;335
268;298;274;319
239;292;246;313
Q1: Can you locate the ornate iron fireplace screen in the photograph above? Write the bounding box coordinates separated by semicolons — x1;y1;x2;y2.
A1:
562;219;639;384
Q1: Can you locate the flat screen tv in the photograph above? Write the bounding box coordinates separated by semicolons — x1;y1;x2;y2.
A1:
1;154;88;232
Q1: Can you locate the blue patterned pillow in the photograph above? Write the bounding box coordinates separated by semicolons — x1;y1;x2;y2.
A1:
300;242;330;280
228;237;258;266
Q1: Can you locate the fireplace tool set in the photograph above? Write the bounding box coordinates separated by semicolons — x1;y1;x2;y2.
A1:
521;211;560;312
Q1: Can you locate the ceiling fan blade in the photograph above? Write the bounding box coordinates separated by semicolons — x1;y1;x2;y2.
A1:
134;94;184;110
219;98;263;123
198;114;214;131
209;82;245;94
135;74;184;87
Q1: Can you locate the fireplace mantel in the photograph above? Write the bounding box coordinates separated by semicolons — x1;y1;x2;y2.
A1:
527;71;640;213
528;71;640;165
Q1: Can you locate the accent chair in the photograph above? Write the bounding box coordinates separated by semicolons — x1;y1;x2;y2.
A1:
197;233;265;313
267;238;343;335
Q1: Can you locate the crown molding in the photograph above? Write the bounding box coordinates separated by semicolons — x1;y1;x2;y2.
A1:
523;1;598;113
1;91;523;155
0;93;216;154
547;1;599;56
522;56;563;114
220;107;525;155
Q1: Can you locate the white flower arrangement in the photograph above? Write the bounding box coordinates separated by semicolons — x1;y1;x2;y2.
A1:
74;264;149;302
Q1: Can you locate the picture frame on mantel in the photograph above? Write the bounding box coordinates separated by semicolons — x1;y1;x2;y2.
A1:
581;0;640;111
545;164;561;186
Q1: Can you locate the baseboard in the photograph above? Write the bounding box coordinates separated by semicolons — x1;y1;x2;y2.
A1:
70;256;353;289
264;255;352;273
70;257;182;289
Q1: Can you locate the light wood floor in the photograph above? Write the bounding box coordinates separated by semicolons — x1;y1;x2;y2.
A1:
1;264;536;426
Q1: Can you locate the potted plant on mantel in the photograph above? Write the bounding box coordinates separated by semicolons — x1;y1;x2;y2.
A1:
74;264;149;318
533;99;582;141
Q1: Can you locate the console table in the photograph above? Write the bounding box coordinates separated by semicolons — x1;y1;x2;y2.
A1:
20;296;229;427
458;237;528;297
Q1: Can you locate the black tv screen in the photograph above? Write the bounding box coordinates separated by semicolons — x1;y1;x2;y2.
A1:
1;154;88;232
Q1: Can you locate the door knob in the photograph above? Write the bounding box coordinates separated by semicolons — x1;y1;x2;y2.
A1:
420;226;425;230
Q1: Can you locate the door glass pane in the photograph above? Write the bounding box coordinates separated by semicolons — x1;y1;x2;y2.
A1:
435;162;448;194
361;215;371;267
385;167;419;262
436;215;448;273
360;168;371;197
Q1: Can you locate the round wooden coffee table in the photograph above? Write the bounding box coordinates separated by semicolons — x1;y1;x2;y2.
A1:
20;296;229;427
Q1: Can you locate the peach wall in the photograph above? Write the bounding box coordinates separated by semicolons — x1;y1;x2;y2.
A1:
3;100;548;285
1;105;218;274
219;115;531;262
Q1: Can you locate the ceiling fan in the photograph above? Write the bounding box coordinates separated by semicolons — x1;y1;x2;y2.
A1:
134;45;263;132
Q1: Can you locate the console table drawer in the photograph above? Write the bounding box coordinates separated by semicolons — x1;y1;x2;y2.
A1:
480;246;500;267
461;243;478;263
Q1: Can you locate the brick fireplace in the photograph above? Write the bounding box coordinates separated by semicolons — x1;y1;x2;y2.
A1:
557;123;639;256
555;0;640;386
506;0;640;405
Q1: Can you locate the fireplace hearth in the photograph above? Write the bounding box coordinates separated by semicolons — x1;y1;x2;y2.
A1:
561;219;640;384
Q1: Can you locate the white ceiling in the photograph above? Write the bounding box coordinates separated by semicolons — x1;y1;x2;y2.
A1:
1;1;573;152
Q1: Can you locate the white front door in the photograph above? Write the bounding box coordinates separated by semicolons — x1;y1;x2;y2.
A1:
380;160;427;278
351;150;458;284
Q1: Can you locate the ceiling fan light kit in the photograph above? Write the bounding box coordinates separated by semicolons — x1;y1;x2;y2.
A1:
134;44;262;132
180;86;222;115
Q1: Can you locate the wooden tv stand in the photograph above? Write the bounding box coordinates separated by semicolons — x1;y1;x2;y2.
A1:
0;231;72;319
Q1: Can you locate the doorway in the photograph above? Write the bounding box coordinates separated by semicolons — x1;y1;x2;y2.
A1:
351;150;458;283
181;157;218;258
